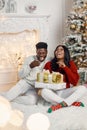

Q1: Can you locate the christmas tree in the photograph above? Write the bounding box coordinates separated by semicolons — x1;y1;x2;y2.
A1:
63;0;87;69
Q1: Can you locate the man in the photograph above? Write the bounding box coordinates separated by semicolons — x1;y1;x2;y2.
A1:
1;42;50;105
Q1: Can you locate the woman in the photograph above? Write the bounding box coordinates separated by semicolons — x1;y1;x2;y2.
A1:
38;45;87;113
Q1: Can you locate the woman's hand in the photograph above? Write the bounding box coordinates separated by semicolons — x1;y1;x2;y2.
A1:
57;61;66;68
37;89;42;96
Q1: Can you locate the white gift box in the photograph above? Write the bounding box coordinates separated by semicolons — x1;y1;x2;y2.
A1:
35;82;66;91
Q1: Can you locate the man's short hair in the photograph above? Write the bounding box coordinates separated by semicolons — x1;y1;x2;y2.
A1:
36;42;48;49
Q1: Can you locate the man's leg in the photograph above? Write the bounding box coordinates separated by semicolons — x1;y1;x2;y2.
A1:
13;89;39;105
0;79;32;101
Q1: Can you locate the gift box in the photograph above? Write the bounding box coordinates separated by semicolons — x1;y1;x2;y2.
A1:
35;82;66;91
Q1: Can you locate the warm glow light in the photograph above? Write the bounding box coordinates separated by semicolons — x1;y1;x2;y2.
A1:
26;113;50;130
0;30;38;70
0;96;12;127
9;109;24;127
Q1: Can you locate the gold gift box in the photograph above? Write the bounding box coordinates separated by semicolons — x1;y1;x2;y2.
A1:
37;70;63;84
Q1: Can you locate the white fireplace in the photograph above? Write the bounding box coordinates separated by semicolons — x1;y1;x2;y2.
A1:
0;14;50;38
0;14;50;91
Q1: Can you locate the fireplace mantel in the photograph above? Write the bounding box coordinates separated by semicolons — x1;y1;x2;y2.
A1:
0;14;50;42
0;14;51;91
0;14;50;18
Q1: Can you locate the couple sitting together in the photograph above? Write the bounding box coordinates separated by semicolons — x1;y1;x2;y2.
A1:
1;42;87;113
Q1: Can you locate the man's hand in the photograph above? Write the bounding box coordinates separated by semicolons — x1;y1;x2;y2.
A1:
30;60;40;68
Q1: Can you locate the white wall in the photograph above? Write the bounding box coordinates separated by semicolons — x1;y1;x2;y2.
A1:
0;0;73;57
18;0;73;56
29;0;73;56
47;0;73;56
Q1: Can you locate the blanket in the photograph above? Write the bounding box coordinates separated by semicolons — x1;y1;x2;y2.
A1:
11;94;87;130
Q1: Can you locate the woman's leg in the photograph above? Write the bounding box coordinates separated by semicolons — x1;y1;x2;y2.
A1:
65;85;87;106
41;88;64;104
41;86;87;105
48;85;87;113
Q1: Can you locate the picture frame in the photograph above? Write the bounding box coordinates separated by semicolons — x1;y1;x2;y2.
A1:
0;0;17;13
0;0;5;10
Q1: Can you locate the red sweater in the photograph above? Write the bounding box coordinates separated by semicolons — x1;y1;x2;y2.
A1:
44;60;79;88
